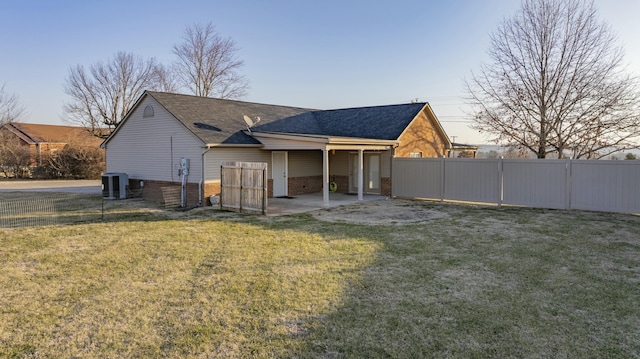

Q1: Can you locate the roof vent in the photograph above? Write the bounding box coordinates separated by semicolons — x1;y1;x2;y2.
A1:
194;122;221;131
143;105;154;118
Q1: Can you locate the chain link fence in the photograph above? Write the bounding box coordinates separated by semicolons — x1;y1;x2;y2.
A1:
0;193;158;228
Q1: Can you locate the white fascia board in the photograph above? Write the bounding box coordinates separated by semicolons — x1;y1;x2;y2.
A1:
204;143;263;149
326;137;397;146
249;131;330;143
251;131;398;146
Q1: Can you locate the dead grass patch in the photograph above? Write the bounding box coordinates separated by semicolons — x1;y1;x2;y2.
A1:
1;193;639;357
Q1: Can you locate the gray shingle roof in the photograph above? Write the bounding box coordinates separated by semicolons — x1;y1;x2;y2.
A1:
146;91;426;144
147;91;313;145
253;103;427;140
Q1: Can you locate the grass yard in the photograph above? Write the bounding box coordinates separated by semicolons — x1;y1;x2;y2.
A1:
1;194;639;358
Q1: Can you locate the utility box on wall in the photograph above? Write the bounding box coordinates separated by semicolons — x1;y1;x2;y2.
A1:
102;173;128;199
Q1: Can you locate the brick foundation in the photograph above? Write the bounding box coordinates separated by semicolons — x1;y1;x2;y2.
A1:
330;175;349;194
129;178;204;208
129;175;388;208
381;177;391;197
288;175;323;196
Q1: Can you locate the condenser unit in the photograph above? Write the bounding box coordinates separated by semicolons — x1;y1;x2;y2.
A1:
102;173;128;199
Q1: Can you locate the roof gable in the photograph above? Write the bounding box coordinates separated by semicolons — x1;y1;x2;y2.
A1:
3;123;103;147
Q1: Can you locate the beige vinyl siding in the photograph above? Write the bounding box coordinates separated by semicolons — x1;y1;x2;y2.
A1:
288;151;322;177
329;151;350;176
381;150;391;177
204;149;322;182
205;148;272;181
327;150;391;177
105;96;205;183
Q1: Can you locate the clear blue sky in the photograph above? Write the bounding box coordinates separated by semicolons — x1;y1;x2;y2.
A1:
1;0;639;144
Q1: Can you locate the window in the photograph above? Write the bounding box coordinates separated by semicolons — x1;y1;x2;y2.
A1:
409;151;422;158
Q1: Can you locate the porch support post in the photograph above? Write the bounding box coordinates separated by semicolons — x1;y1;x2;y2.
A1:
322;148;330;207
358;149;364;201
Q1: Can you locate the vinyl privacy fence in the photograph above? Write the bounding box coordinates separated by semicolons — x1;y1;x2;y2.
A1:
392;158;640;214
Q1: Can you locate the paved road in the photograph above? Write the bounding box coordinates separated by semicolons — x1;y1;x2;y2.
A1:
0;180;102;194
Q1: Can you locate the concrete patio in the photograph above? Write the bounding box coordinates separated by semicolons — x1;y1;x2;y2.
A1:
267;192;388;216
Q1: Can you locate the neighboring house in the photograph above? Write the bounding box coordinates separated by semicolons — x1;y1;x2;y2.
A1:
449;143;479;158
0;122;104;166
101;91;453;207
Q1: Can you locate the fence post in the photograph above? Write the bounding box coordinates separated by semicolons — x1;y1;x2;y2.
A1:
262;166;267;215
219;163;224;210
565;158;572;210
498;156;504;208
440;156;445;202
239;166;244;213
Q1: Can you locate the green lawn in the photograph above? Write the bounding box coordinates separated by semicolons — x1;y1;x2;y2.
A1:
1;194;639;358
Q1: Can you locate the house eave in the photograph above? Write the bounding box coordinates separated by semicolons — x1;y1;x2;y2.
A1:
204;143;264;149
250;131;398;146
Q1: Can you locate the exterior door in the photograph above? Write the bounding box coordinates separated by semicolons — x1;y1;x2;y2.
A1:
349;153;381;194
366;154;381;193
272;151;288;197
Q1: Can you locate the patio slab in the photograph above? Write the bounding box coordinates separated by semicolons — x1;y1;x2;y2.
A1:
267;192;388;216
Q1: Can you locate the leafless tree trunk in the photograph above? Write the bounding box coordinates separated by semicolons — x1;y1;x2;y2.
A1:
466;0;640;159
63;52;165;137
173;23;249;99
0;84;25;125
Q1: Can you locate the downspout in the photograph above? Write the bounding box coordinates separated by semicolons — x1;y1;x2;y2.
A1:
199;146;213;207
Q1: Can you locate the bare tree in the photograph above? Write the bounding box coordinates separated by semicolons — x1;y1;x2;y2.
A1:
466;0;640;159
0;131;31;178
0;85;27;176
0;84;25;125
63;52;165;137
156;64;181;93
44;143;105;179
173;23;249;98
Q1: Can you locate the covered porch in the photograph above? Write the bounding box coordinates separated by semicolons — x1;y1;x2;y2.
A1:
252;131;398;208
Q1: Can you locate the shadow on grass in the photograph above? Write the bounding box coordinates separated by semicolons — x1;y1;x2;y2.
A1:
238;207;640;358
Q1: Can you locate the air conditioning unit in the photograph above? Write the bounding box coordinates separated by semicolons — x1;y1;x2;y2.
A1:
102;173;128;199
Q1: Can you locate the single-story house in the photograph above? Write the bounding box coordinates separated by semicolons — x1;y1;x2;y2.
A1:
101;91;453;207
0;122;104;166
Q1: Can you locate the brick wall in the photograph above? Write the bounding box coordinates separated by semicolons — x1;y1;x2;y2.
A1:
133;175;390;207
128;178;201;208
288;175;323;196
381;177;391;196
267;179;273;198
330;175;349;194
395;110;447;158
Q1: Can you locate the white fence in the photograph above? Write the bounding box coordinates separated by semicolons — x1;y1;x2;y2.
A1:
392;158;640;214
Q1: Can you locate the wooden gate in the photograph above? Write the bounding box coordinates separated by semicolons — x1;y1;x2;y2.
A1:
220;161;268;214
